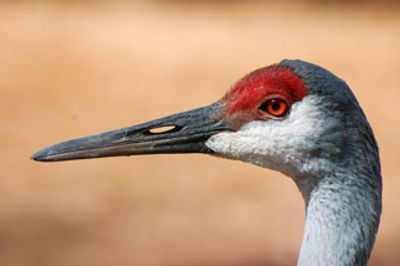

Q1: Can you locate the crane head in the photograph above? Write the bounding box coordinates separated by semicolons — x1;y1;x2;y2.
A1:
32;60;366;178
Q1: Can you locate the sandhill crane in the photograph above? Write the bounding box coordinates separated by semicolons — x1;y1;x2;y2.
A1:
32;60;381;266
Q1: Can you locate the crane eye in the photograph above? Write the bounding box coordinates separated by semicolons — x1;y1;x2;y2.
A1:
258;98;289;118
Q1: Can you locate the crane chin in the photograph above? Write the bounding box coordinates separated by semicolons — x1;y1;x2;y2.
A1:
32;102;234;162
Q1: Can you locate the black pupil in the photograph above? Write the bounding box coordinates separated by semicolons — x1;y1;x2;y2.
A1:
271;100;281;111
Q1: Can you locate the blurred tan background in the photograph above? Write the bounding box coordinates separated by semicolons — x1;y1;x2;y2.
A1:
1;1;399;265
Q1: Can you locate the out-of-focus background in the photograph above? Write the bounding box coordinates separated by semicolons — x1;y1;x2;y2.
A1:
1;1;399;265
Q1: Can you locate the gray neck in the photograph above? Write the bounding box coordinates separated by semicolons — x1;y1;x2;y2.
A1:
294;168;381;266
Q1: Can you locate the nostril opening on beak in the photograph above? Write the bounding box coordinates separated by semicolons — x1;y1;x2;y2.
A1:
143;125;183;135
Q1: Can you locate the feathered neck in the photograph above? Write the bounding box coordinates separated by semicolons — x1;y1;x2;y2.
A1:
295;167;381;266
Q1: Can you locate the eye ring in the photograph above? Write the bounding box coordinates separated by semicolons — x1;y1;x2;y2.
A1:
258;98;289;118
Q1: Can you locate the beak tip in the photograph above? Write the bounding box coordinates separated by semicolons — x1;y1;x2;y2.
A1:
31;149;51;162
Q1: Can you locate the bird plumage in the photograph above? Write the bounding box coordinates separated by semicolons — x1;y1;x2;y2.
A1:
32;59;382;266
207;60;381;265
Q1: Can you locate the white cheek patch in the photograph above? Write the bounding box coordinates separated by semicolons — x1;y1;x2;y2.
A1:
206;96;335;176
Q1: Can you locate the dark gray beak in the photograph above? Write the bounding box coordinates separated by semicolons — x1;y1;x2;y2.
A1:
32;102;232;162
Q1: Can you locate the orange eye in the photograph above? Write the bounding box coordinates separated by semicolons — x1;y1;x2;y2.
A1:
259;98;289;118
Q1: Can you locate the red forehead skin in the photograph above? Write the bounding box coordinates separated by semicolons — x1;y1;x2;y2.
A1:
221;65;308;129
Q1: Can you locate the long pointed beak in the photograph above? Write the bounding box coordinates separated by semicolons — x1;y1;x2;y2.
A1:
32;102;232;162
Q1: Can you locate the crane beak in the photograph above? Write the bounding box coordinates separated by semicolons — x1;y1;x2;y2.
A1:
32;102;232;162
